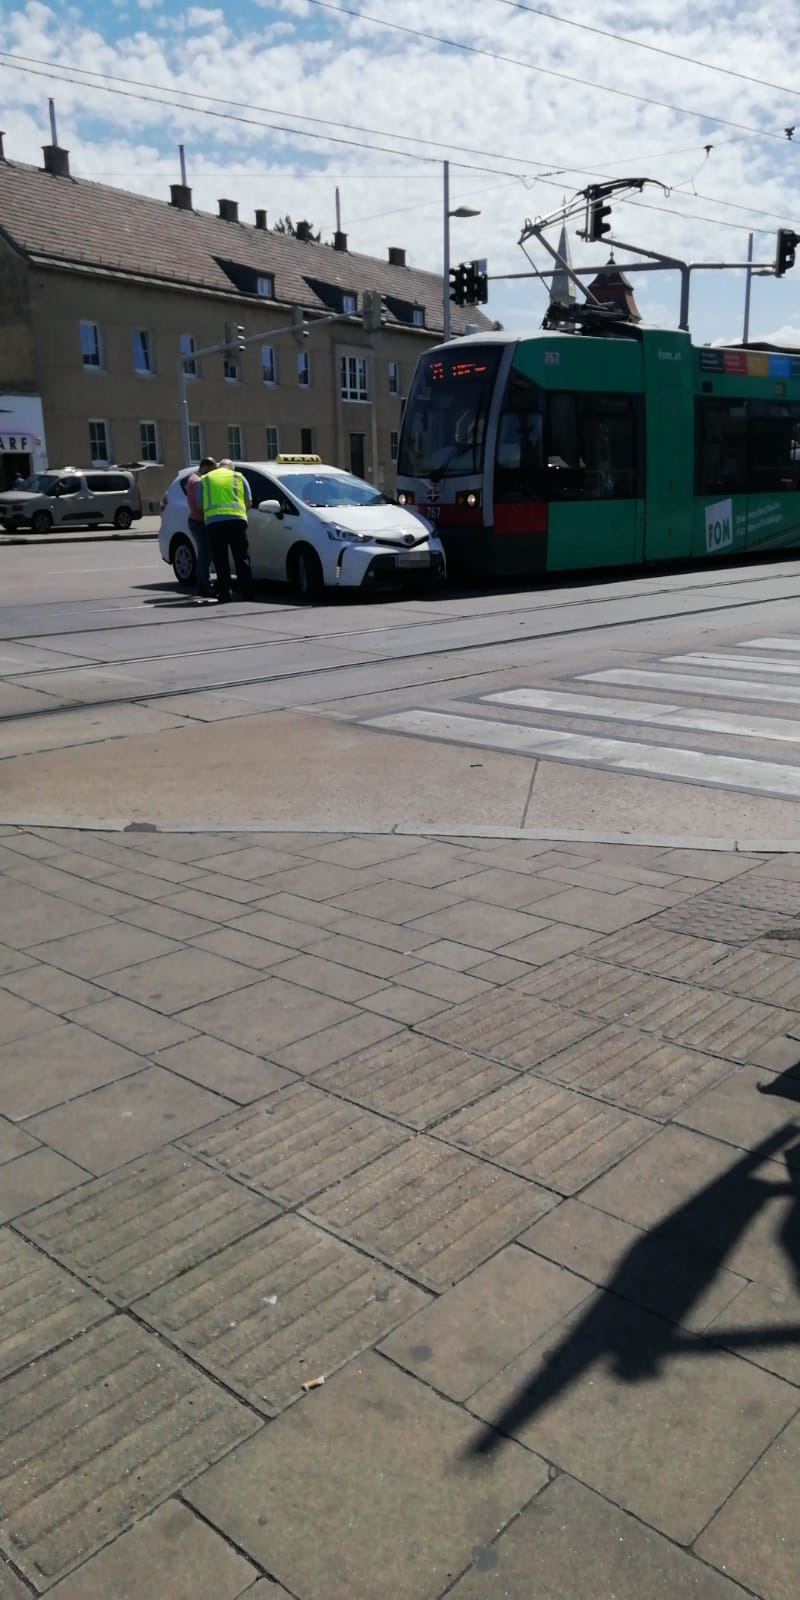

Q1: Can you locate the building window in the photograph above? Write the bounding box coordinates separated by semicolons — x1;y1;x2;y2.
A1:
301;427;314;453
390;430;399;462
256;275;274;298
188;423;202;465
261;344;276;384
224;354;241;382
349;432;366;477
297;350;311;387
133;329;154;374
227;424;243;459
88;420;110;462
80;321;102;370
342;292;357;315
180;334;197;377
412;306;424;327
388;361;399;394
265;426;279;458
139;421;159;462
340;355;369;402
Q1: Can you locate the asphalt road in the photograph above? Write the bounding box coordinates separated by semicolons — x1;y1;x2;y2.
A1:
2;539;800;843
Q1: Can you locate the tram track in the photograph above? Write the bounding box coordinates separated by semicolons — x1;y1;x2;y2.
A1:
2;558;798;666
4;573;800;731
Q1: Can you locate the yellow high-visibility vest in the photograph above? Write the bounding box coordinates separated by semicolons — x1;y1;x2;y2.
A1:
200;467;247;522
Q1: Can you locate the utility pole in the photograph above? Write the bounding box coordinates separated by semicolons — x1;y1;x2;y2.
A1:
442;160;451;344
742;232;754;343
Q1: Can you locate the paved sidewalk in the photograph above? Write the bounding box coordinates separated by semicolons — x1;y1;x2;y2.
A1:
1;823;799;1599
0;516;159;546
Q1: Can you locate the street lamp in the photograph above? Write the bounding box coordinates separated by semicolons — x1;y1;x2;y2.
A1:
443;160;481;343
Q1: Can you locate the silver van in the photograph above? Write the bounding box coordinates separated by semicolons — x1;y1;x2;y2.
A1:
0;469;143;533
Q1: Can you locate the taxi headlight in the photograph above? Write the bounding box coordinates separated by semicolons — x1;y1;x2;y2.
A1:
326;522;366;542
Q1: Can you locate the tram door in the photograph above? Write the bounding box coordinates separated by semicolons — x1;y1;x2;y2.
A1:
644;369;693;562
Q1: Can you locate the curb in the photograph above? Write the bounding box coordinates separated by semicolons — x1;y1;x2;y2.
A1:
0;528;158;547
0;816;798;853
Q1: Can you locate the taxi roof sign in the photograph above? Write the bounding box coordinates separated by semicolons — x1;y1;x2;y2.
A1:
274;453;322;464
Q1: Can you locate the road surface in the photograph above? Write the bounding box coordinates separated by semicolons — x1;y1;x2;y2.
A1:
2;540;800;843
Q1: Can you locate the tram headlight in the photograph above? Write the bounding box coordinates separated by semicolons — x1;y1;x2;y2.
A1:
397;491;413;506
455;489;481;508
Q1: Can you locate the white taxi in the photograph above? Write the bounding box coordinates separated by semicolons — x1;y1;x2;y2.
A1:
158;455;446;600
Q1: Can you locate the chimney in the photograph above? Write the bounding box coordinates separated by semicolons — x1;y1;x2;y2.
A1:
171;144;193;210
0;133;5;162
218;197;239;223
334;230;348;253
296;220;312;242
42;144;70;177
388;246;406;267
255;208;267;230
42;100;70;177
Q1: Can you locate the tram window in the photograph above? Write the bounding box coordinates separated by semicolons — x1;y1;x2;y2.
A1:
543;390;639;500
748;401;800;492
494;369;545;501
695;398;748;494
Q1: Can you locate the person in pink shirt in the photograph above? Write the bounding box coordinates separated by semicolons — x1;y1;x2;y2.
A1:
185;455;217;601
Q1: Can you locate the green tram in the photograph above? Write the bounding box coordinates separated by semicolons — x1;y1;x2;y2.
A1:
394;325;800;576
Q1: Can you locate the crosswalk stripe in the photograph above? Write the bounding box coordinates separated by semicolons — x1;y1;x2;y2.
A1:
582;667;800;705
366;710;800;799
481;687;800;744
669;652;800;676
739;638;800;652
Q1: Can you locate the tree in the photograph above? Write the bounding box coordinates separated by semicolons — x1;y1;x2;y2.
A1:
273;215;321;241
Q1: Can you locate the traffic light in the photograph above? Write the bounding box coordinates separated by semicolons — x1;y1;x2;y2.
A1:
291;305;308;343
470;258;488;304
362;290;384;332
449;263;468;306
224;322;246;350
588;193;612;243
775;229;800;277
452;261;489;307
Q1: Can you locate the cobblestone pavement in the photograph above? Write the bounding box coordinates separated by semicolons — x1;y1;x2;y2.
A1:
1;824;799;1598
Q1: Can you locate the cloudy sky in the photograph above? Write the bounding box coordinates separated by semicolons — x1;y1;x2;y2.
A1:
1;0;799;343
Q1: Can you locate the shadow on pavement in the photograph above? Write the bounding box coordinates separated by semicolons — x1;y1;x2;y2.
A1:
469;1119;800;1456
758;1064;800;1105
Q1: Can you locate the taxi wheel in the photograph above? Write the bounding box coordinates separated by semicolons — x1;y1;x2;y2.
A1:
290;544;324;603
30;510;53;534
171;535;197;587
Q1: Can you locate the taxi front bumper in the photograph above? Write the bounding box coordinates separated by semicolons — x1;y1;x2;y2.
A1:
333;543;446;588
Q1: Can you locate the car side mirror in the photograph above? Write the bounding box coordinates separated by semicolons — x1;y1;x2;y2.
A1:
258;499;283;518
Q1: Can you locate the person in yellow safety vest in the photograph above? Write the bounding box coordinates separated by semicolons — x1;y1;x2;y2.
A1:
200;459;253;603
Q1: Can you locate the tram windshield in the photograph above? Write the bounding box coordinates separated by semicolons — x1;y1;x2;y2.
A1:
397;347;502;479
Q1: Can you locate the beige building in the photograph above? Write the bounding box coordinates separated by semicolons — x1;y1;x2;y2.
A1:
0;138;490;507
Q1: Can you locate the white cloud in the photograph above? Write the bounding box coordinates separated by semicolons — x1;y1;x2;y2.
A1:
0;0;799;339
758;323;800;346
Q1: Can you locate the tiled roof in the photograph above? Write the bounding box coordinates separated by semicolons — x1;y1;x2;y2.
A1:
0;160;491;336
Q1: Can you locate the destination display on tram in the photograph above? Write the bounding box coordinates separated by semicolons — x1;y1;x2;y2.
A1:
426;358;489;382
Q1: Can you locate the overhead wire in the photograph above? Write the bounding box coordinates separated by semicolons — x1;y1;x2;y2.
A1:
492;0;800;101
299;0;797;144
0;50;794;237
0;48;582;176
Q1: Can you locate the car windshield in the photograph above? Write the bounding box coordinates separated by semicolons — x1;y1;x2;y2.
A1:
12;473;58;494
281;472;391;508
